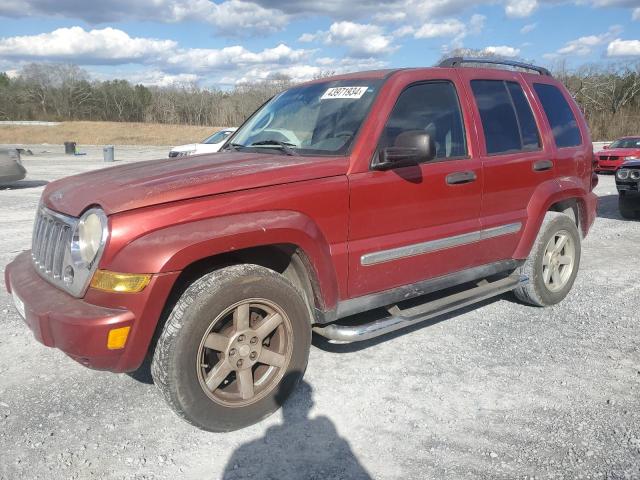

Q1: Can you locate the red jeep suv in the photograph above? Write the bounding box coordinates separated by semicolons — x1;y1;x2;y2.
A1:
5;58;598;431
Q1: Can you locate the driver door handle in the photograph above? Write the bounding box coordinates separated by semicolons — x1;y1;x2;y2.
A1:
446;171;477;185
533;159;554;172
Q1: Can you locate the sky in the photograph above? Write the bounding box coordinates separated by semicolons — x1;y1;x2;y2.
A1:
0;0;639;88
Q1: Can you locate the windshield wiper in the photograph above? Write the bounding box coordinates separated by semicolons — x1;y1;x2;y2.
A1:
221;142;245;152
250;140;297;156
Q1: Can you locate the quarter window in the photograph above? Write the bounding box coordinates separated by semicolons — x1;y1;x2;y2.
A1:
378;81;467;160
533;83;582;148
471;80;541;155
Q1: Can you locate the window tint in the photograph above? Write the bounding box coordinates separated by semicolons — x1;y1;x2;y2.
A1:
471;80;541;155
506;82;540;150
379;82;467;159
533;83;582;148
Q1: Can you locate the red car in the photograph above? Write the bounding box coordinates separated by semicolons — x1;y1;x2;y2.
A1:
5;57;598;431
595;136;640;173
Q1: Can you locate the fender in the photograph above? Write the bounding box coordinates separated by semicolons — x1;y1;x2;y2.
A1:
513;176;590;259
104;209;342;311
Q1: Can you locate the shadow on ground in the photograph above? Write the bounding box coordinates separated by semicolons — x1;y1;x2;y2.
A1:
0;180;49;190
597;194;623;220
222;373;372;480
313;295;505;353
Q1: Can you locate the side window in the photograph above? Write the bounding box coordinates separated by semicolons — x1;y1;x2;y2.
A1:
506;82;540;150
471;80;541;155
378;81;467;160
533;83;582;148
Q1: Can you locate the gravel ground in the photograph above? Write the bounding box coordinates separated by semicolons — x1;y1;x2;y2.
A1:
0;145;639;480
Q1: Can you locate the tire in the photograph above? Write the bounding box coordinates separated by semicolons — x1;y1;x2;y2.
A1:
513;212;581;307
618;195;639;220
151;264;311;432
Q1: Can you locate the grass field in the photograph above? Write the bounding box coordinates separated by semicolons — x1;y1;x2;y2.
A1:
0;121;224;146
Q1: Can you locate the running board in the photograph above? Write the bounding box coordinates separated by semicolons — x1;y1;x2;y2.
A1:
313;273;527;343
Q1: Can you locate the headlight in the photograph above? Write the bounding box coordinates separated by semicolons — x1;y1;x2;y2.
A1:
625;156;639;161
72;208;108;267
617;169;629;180
631;170;640;180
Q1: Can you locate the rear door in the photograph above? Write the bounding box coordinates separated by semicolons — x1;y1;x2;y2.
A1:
457;69;554;264
347;72;483;298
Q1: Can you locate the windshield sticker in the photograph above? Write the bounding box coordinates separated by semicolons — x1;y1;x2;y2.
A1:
321;86;368;100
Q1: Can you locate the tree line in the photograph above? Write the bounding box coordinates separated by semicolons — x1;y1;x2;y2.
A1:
1;61;639;141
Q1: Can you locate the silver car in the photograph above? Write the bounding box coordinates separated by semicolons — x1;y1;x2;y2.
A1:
0;148;26;184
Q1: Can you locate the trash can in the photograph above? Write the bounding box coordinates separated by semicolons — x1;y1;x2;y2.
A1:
64;141;76;155
103;145;115;162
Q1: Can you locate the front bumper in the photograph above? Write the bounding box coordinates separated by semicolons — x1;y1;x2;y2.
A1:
617;180;640;194
5;251;179;372
595;162;621;172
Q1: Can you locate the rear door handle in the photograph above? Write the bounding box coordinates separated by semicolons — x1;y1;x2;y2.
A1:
533;159;554;172
446;171;477;185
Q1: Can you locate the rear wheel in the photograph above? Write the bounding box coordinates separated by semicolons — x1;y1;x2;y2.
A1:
151;264;311;431
618;194;640;220
513;212;581;307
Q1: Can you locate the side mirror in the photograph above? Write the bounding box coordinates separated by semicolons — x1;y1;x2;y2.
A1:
374;131;435;171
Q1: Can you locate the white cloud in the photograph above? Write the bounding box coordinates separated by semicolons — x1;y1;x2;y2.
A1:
221;56;387;85
505;0;538;17
0;27;175;63
167;43;310;70
410;14;484;50
413;19;466;39
2;0;640;36
127;70;201;87
607;39;640;56
0;0;290;36
299;21;395;57
633;7;640;20
482;45;521;57
545;25;623;57
0;26;316;86
520;23;537;34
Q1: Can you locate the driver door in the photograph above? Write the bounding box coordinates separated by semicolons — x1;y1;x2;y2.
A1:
347;77;483;298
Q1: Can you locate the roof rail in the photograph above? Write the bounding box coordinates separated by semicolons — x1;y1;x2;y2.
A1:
438;57;552;77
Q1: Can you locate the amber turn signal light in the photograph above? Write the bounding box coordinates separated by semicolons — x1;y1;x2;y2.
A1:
107;326;131;350
90;270;151;293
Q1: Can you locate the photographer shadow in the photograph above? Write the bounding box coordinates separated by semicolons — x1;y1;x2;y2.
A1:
222;373;372;480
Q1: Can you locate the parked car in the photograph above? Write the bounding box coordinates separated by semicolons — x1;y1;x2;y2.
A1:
0;148;26;184
594;136;640;173
6;57;598;432
616;159;640;219
168;128;237;157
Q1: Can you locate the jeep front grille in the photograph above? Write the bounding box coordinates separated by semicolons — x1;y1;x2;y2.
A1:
31;207;75;281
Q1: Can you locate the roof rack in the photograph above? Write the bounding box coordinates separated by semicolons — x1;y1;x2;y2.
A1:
438;57;552;77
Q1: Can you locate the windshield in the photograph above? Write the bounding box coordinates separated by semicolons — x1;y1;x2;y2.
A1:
610;138;640;149
227;79;382;155
203;130;233;144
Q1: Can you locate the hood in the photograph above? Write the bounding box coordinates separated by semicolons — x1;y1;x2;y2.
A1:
620;159;640;169
595;148;640;158
170;143;197;153
43;152;347;217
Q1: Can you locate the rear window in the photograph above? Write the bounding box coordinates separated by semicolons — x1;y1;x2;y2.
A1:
471;80;541;155
533;83;582;148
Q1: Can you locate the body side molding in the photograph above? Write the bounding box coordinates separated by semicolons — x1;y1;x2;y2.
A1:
360;222;522;266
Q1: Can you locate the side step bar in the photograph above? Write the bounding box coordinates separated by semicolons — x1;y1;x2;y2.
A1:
313;273;527;343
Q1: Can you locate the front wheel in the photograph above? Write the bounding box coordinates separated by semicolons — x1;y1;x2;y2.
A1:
618;194;640;220
513;212;581;307
151;264;311;431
